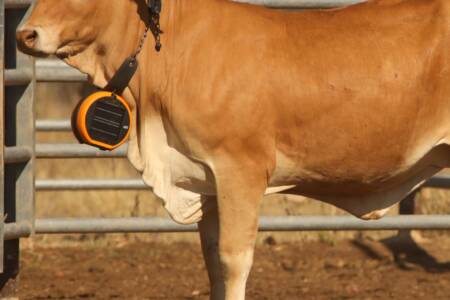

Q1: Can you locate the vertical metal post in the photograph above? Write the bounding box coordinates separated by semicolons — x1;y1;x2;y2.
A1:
0;4;35;298
397;191;418;240
0;0;5;277
399;191;417;215
11;4;34;234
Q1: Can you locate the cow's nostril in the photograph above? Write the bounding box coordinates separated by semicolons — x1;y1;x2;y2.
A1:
25;30;38;42
16;29;38;48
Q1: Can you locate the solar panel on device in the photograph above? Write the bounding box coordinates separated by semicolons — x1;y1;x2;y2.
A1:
86;97;130;146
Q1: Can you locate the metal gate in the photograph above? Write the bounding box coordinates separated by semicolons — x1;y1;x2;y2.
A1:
3;0;450;295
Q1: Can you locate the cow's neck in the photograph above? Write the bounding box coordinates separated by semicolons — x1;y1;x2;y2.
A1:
62;1;143;86
64;0;222;109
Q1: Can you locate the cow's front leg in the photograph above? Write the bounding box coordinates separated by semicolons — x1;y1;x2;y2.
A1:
199;161;267;300
199;196;224;298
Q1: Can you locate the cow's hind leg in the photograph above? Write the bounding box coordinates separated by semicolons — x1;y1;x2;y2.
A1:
199;160;267;300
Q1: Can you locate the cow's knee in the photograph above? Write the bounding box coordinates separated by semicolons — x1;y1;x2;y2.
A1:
219;247;254;297
207;159;267;300
199;197;259;300
217;218;258;300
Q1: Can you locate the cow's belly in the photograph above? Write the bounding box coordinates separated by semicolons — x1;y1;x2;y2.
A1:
269;116;450;192
269;149;409;195
269;142;450;219
269;147;437;195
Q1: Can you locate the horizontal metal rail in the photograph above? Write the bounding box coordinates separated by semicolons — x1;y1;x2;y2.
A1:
4;0;32;9
5;0;364;9
36;143;128;158
36;179;147;191
34;215;450;234
424;175;450;189
4;146;33;164
5;68;32;86
36;119;71;132
35;60;87;82
33;175;450;191
6;64;85;86
4;222;32;240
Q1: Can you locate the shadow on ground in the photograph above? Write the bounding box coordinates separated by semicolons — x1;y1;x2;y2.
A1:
353;232;450;273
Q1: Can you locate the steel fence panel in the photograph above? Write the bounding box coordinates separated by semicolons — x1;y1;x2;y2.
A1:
33;175;450;191
4;146;32;164
36;59;86;82
36;179;148;191
36;143;128;158
0;0;5;273
36;119;71;132
3;222;31;241
34;215;450;234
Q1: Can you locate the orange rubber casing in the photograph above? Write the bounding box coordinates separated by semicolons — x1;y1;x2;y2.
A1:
76;91;132;151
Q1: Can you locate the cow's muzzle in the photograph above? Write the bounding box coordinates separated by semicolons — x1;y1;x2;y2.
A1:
16;28;47;57
16;28;37;48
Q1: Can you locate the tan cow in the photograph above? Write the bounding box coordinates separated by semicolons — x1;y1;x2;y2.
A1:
17;0;450;299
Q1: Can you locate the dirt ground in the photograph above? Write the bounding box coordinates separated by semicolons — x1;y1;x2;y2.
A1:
17;235;450;300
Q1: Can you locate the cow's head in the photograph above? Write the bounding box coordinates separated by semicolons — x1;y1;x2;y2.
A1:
16;0;145;59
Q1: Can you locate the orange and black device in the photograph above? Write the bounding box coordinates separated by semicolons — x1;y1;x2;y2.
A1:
71;57;138;151
71;0;163;151
72;91;132;151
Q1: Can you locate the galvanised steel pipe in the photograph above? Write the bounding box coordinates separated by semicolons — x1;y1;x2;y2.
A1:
34;215;450;234
259;215;450;231
36;66;86;82
424;175;450;189
34;176;450;191
4;0;32;9
36;179;148;191
4;222;32;240
6;64;85;86
4;146;33;164
36;120;71;132
5;68;32;86
36;60;87;82
36;217;197;234
6;0;364;9
36;143;128;158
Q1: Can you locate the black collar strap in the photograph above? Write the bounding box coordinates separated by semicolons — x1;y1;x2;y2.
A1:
104;57;139;94
103;0;163;94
